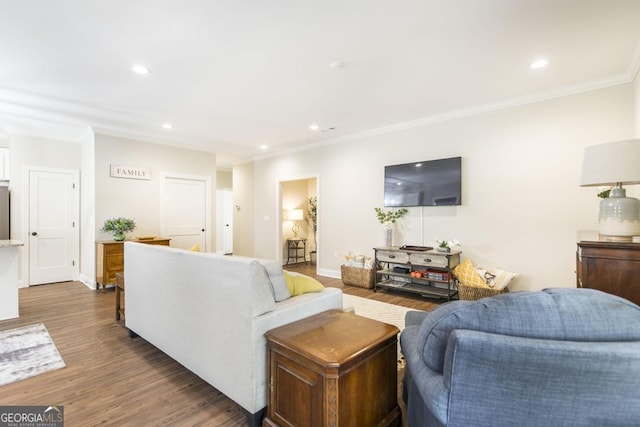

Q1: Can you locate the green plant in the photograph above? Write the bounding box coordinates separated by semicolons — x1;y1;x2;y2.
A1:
100;217;136;235
597;188;612;199
436;239;460;249
374;207;408;226
306;196;318;251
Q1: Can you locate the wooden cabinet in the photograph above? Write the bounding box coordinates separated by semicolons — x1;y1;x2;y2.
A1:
374;246;460;300
577;241;640;305
264;310;401;427
96;238;170;292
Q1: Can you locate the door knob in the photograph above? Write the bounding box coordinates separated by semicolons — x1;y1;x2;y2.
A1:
31;232;37;236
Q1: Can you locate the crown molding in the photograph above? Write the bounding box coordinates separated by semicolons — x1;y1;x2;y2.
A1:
255;73;634;163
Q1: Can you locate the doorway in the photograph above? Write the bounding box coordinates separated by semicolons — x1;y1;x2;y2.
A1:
279;176;318;269
27;168;79;285
160;174;211;250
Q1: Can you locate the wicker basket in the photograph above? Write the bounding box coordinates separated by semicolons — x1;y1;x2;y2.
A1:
457;282;509;300
341;265;375;289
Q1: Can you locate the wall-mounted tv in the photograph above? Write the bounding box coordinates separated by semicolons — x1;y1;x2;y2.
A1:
384;157;461;207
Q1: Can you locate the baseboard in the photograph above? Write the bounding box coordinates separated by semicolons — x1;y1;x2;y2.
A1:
78;274;96;290
317;268;340;279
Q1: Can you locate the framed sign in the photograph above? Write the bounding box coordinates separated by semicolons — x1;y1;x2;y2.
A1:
110;165;150;180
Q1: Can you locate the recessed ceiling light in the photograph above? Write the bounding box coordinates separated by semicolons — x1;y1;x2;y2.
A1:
259;144;268;150
530;59;548;69
309;124;320;131
162;123;173;129
132;64;150;74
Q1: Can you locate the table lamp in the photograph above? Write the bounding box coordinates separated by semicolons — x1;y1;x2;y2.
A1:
580;139;640;241
287;209;304;238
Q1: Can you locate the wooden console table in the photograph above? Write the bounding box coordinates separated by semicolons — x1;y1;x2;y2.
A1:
264;310;401;427
96;238;171;292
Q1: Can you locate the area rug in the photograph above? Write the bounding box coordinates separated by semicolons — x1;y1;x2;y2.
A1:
0;323;66;386
342;294;421;332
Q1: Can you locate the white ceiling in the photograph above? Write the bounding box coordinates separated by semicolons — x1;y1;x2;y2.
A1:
1;0;640;167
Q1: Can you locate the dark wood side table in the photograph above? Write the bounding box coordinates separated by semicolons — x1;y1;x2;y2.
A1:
577;240;640;305
264;310;401;427
96;238;171;292
285;238;307;265
115;272;125;320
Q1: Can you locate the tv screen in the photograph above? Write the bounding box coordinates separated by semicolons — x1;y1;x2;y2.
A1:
384;157;461;207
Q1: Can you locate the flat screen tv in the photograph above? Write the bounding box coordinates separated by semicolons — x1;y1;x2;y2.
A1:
384;157;461;207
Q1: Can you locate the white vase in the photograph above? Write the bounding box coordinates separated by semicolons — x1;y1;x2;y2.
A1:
384;227;392;247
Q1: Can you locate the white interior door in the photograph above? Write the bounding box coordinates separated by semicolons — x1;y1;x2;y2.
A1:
162;176;208;250
29;170;77;285
216;189;233;254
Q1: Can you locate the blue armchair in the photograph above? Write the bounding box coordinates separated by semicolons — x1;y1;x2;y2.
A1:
400;288;640;427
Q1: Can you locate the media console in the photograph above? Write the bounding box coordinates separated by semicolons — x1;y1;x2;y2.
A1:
374;246;460;300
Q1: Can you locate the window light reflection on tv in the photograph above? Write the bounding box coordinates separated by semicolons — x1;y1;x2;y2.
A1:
384;157;461;207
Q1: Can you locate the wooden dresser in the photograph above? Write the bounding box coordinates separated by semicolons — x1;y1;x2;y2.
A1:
96;238;171;292
264;310;401;427
576;241;640;305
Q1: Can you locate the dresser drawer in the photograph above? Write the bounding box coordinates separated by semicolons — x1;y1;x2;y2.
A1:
409;253;447;268
376;250;409;264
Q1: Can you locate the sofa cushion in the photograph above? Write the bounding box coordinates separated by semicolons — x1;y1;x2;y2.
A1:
260;260;291;302
417;288;640;372
284;270;325;295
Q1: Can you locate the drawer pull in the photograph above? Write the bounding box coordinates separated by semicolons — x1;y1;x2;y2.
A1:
423;258;431;263
388;255;396;259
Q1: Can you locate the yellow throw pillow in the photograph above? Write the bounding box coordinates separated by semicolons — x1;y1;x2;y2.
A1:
283;270;325;296
453;258;488;289
189;244;201;252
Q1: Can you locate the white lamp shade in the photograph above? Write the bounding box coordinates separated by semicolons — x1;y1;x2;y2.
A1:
580;139;640;186
287;209;304;221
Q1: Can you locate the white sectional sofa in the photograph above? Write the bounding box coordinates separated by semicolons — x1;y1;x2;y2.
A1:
124;242;343;426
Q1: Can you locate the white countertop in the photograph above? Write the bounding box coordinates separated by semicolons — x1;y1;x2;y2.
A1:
0;239;24;248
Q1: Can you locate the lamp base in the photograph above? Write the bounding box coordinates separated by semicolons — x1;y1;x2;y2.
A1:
599;234;634;243
598;187;640;241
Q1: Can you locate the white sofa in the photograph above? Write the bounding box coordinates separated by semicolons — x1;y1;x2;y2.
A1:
124;242;343;426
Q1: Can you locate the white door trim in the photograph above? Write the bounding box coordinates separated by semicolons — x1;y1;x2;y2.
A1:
22;165;80;287
160;172;212;251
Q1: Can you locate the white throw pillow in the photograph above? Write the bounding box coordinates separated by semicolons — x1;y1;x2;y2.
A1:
260;260;291;302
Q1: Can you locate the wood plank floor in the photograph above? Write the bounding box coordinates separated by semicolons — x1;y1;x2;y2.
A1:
0;264;441;426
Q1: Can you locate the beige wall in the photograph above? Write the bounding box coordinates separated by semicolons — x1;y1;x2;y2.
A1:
635;71;640;137
94;134;217;247
239;84;635;290
8;134;83;286
217;170;232;189
232;161;255;256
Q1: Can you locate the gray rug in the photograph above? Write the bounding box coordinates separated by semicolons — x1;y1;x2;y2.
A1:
0;323;66;386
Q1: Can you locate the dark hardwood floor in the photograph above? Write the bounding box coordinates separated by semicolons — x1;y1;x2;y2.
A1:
287;262;441;312
0;263;439;425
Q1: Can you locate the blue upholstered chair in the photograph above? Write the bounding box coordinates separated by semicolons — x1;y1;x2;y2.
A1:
400;288;640;427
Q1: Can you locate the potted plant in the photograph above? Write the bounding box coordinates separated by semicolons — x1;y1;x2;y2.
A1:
101;217;136;241
374;207;408;246
435;239;460;253
306;197;318;262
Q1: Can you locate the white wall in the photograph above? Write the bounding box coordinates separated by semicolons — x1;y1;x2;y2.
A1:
635;70;640;137
241;84;635;291
79;130;96;287
94;134;217;247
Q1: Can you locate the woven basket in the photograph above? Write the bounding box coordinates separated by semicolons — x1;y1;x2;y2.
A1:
457;282;508;300
341;265;375;289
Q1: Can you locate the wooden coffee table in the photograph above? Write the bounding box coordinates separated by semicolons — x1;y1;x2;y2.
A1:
264;310;401;427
